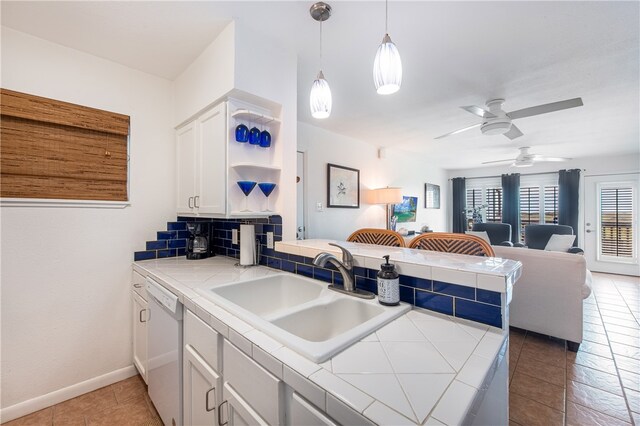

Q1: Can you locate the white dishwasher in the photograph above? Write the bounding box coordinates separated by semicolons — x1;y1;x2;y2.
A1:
146;277;183;426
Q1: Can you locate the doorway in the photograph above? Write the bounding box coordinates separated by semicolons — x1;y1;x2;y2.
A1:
584;173;639;275
296;151;306;240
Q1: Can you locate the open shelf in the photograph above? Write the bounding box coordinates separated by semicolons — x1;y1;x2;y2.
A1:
231;109;281;125
230;162;281;173
229;211;276;218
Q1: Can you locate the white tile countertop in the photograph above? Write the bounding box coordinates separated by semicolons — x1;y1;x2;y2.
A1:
134;256;508;425
276;239;522;294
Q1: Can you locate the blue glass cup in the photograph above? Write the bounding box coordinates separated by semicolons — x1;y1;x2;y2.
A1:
259;130;271;148
249;127;261;145
258;183;276;211
237;181;257;212
235;124;249;143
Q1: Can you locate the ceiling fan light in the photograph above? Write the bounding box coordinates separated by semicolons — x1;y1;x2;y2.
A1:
514;160;534;168
310;71;332;119
373;34;402;95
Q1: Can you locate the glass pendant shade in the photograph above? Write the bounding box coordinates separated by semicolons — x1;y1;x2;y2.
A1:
310;71;332;119
373;34;402;95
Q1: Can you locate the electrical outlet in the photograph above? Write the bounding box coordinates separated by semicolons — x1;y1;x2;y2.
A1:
232;229;238;245
316;202;323;212
266;232;274;249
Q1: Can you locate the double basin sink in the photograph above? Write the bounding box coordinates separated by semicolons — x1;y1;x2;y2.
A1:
196;273;410;363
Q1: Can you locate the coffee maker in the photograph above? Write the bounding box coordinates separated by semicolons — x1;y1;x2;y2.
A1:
186;222;213;260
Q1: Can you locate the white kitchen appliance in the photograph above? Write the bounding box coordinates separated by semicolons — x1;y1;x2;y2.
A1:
146;277;183;426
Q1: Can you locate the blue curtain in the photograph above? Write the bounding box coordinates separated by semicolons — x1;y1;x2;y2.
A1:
559;169;581;246
502;173;521;243
452;178;466;233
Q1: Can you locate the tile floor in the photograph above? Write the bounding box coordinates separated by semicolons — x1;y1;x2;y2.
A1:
4;272;638;426
509;272;640;426
3;375;161;426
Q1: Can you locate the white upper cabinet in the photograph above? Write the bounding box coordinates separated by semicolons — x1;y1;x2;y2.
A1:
196;103;227;215
176;121;197;215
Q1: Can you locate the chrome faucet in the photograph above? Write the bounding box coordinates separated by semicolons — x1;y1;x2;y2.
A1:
313;243;374;299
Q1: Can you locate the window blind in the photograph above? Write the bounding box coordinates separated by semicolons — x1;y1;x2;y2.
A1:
600;187;634;258
485;188;502;222
544;185;559;224
0;89;130;201
520;186;540;238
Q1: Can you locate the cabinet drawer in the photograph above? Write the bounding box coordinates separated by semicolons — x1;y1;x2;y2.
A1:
185;309;221;371
291;392;337;426
132;270;146;300
223;340;283;425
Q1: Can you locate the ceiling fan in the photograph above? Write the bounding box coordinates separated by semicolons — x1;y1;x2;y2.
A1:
435;97;583;140
482;146;571;168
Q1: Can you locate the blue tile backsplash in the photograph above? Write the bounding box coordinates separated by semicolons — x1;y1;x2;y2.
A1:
134;214;503;328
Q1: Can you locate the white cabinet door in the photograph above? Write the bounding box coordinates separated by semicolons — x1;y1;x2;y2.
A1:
197;103;227;215
132;291;148;383
290;392;338;426
176;121;197;214
223;382;268;426
184;344;222;426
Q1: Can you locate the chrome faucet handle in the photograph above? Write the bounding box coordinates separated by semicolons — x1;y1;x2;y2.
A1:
328;243;353;269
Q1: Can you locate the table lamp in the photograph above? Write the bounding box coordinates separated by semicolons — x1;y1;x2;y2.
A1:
369;187;403;230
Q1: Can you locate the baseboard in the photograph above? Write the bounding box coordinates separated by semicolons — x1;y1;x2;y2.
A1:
0;365;138;423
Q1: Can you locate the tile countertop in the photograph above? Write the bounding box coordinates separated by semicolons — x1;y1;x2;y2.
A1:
134;256;508;426
276;239;522;294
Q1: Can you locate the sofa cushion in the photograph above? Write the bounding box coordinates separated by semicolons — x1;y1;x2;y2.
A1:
465;230;491;245
583;269;593;299
544;234;576;252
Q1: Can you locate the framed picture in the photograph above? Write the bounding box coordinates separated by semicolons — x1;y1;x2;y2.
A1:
393;196;418;223
425;183;440;209
327;163;360;208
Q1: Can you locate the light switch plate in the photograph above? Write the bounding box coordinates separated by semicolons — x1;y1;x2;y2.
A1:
316;202;323;212
232;229;238;245
266;232;274;249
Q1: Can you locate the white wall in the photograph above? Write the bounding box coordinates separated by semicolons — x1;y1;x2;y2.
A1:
298;122;448;240
0;27;176;415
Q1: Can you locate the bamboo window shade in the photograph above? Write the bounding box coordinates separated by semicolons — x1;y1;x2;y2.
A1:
0;88;130;201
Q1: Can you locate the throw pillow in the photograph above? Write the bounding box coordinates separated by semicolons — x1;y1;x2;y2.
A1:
544;234;576;252
465;230;491;245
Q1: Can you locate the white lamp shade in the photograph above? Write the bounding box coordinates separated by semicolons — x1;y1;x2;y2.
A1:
369;187;403;204
373;34;402;95
310;71;332;119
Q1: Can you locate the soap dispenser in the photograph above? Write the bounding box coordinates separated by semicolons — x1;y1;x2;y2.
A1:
377;255;400;306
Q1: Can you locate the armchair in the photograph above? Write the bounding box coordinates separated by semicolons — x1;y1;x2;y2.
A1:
471;223;513;246
524;224;584;254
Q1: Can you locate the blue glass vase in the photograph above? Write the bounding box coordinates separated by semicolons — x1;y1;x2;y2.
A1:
259;130;272;148
258;183;276;212
235;124;249;143
249;127;261;145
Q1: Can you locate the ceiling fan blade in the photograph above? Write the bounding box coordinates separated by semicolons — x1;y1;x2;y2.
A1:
481;158;517;165
461;105;497;118
507;98;583;120
535;156;572;162
503;124;524;140
434;123;481;140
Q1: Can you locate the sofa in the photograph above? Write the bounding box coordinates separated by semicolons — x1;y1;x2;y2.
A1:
493;245;592;351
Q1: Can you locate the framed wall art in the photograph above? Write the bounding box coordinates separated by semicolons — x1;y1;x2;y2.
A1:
327;163;360;208
425;183;441;209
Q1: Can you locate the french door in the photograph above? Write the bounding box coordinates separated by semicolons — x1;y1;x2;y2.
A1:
584;174;639;276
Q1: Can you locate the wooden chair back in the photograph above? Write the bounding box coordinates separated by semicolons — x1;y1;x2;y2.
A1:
408;232;495;257
347;228;406;247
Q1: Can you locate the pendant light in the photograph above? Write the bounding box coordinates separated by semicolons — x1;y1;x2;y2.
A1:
373;0;402;95
309;2;332;119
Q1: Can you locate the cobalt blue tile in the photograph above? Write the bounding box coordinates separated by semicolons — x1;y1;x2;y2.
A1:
304;257;316;265
134;251;156;261
269;215;282;224
356;276;377;294
266;257;281;270
177;248;187;256
274;235;282;242
433;281;475;300
167;221;187;231
157;231;176;240
157;249;177;258
223;240;232;248
368;269;379;280
455;299;502;328
259;255;268;266
477;289;502;306
275;251;288;260
228;249;239;258
353;266;367;277
177;216;191;222
400;285;415;304
214;247;226;256
415;290;454;316
177;230;190;239
254;224;264;234
333;272;344;286
263;224;274;233
168;239;187;249
281;260;295;273
262;248;275;257
274;225;282;236
296;264;313;278
314;267;333;283
146;240;167;250
289;254;306;264
399;275;432;291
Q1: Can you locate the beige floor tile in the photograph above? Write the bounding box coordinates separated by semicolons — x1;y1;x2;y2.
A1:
619;369;640;392
111;375;147;404
515;356;565;387
566;401;631;426
583;322;607;335
53;417;86;426
53;387;117;423
567;350;618;375
606;324;640;338
604;316;640;329
567;380;631;422
582;331;610;346
510;371;565;412
610;342;640;359
519;337;566;368
608;332;640;348
625;387;640;414
2;407;54;426
584;316;604;326
575;340;613;359
601;309;637;321
614;353;640;373
85;396;151;426
566;363;623;396
509;393;564;426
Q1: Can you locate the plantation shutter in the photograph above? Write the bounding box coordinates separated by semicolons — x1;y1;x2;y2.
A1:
0;89;130;201
600;186;634;258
